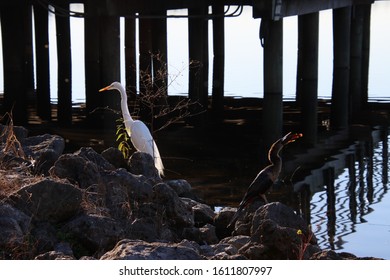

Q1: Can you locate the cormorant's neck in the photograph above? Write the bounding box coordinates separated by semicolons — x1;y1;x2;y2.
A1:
267;143;283;181
268;142;283;167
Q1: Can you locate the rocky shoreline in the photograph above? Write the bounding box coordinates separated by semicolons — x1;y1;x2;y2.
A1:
0;124;380;260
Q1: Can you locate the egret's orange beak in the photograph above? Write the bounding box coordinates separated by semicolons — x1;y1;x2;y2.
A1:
99;85;112;92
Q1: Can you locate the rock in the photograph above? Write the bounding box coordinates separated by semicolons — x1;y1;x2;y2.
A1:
101;168;152;220
244;202;321;259
0;203;31;234
126;217;161;242
74;147;115;171
310;250;344;260
34;251;75;260
251;202;309;236
182;227;201;243
9;178;82;223
34;242;75;260
166;179;199;200
62;214;124;256
128;152;161;181
219;235;251;251
0;203;33;259
181;198;216;226
232;200;265;236
50;154;101;188
22;134;65;175
244;217;320;259
211;243;236;255
107;168;152;203
199;224;219;244
208;235;251;258
182;224;218;245
0;217;27;248
30;222;59;254
101;147;127;169
193;202;216;226
239;242;269;259
152;183;194;228
0;124;28;143
50;147;115;189
100;239;203;260
211;253;247;260
199;244;215;257
213;207;236;239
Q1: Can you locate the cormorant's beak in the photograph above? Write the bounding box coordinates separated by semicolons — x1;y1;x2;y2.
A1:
281;132;303;145
99;85;112;92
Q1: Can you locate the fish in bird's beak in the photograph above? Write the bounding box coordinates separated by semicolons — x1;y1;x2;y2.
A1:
99;85;112;92
281;132;303;145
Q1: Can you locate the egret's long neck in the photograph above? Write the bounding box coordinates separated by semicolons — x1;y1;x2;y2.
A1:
118;86;133;123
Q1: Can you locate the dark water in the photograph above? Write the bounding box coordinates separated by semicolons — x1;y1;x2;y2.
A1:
164;126;390;259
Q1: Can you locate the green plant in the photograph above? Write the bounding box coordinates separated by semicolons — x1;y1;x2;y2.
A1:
115;118;132;159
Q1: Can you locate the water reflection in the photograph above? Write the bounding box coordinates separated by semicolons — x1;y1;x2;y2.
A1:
304;128;389;256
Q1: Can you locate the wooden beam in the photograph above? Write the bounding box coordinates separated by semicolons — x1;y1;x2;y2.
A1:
188;3;209;122
84;1;103;118
330;7;351;129
296;12;319;145
100;14;121;132
361;4;371;107
55;1;73;126
349;5;365;119
262;18;283;147
138;6;168;129
33;3;51;121
211;4;225;119
0;2;32;125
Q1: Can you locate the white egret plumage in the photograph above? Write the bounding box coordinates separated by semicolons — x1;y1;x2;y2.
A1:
99;81;164;177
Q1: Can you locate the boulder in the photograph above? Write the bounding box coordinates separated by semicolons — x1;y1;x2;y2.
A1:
101;147;127;169
219;235;251;251
0;124;28;144
22;134;65;175
74;147;115;172
199;224;219;244
231;200;265;236
34;242;75;260
126;218;160;242
193;202;216;226
166;179;198;200
249;202;320;259
100;239;203;260
152;183;194;227
49;154;101;188
9;178;82;223
128;152;161;182
101;168;152;220
213;207;236;239
61;214;124;256
251;202;309;236
0;215;28;247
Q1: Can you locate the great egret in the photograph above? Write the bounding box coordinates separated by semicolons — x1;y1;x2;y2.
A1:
99;82;164;177
228;132;303;227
